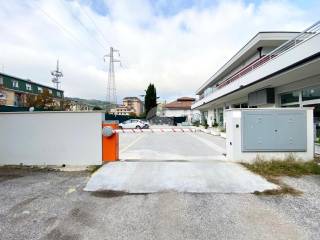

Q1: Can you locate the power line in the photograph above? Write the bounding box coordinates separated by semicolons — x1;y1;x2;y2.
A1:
58;0;107;51
30;1;102;59
77;3;111;48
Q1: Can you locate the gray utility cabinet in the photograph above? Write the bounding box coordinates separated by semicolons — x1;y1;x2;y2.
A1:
242;110;307;152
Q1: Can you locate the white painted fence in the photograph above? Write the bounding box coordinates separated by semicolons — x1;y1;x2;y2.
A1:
0;112;103;166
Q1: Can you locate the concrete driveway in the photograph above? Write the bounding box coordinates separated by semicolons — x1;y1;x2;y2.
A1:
85;132;277;193
120;132;226;161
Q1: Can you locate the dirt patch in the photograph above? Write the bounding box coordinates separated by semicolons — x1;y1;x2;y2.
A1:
0;174;23;183
45;228;81;240
0;166;53;183
86;165;102;173
0;165;58;175
0;165;90;178
253;177;302;196
91;190;150;198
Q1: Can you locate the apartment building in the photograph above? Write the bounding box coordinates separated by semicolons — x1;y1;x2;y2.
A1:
123;97;144;116
192;21;320;130
0;72;64;107
110;105;135;116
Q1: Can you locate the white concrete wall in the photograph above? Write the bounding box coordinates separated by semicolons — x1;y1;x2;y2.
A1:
0;112;103;166
226;108;314;163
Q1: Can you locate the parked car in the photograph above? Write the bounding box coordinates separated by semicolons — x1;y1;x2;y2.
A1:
139;120;150;129
119;119;149;129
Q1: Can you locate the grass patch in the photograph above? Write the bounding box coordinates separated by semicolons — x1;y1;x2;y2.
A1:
242;158;320;178
242;155;320;196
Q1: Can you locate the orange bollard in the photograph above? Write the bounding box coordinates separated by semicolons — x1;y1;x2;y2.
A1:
102;121;119;162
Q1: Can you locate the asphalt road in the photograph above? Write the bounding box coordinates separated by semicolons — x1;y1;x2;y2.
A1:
119;132;226;161
1;167;320;240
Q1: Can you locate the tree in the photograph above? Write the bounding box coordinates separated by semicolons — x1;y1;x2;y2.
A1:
129;112;136;117
93;106;102;110
26;89;55;110
60;99;72;111
144;83;157;118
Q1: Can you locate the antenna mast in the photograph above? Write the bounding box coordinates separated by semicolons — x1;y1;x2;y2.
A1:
51;60;63;89
104;47;121;112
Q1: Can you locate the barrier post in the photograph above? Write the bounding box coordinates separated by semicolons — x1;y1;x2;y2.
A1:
102;121;119;162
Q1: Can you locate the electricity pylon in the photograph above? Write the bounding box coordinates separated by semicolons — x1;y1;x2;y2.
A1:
104;47;121;112
51;60;63;89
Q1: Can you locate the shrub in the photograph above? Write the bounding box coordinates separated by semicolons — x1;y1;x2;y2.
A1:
202;119;209;129
219;127;226;133
193;120;200;127
212;120;219;128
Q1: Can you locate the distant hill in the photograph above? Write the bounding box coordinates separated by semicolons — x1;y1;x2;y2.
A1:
65;97;109;109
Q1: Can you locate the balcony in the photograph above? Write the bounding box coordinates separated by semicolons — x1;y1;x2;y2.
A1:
193;21;320;109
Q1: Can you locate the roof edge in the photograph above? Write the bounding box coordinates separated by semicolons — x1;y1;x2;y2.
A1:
0;72;64;92
195;31;300;95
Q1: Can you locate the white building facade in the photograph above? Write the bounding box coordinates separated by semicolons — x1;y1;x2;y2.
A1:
164;97;200;123
192;21;320;134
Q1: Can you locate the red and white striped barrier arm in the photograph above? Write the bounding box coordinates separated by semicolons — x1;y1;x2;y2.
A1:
114;128;199;133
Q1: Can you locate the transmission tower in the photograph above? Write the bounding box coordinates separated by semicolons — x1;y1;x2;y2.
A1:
104;47;121;112
51;60;63;89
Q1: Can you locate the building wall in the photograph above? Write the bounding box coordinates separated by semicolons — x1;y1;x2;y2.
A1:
123;99;143;116
193;33;320;110
163;109;188;117
0;73;64;108
0;112;102;166
1;89;15;106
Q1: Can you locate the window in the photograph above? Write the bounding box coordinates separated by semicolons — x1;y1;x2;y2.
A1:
0;90;6;100
233;104;240;108
241;103;248;108
218;108;224;126
48;89;53;94
12;80;19;88
282;104;299;108
57;91;61;97
280;91;299;104
38;87;43;93
26;83;32;91
0;77;3;85
302;85;320;101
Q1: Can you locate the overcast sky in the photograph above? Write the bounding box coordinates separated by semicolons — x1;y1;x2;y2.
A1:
0;0;319;102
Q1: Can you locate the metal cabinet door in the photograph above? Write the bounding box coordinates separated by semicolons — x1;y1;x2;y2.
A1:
242;111;276;151
275;111;307;151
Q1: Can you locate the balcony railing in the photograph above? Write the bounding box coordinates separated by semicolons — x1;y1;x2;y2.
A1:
197;20;320;102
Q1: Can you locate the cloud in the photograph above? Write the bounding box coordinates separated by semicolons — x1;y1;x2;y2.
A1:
0;0;317;102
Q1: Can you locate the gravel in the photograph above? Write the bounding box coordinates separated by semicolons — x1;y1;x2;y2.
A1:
256;175;320;240
1;167;320;240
